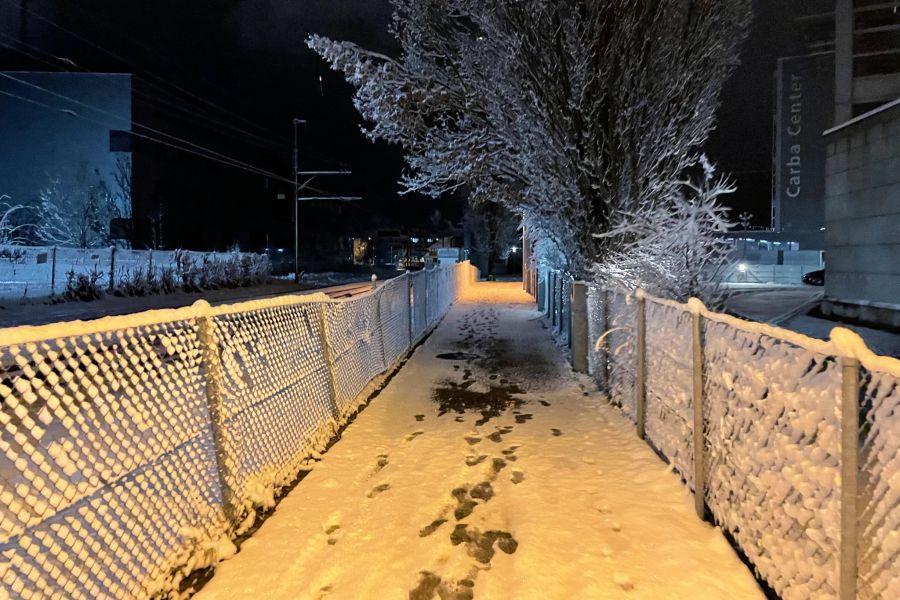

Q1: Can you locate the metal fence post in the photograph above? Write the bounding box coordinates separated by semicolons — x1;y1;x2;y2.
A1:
571;282;588;373
692;311;706;520
196;309;238;526
50;246;57;295
635;291;646;439
549;272;556;324
316;302;341;420
839;356;859;600
407;271;414;347
108;246;116;291
373;285;387;371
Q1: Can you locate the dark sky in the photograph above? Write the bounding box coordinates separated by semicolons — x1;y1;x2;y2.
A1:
1;0;825;237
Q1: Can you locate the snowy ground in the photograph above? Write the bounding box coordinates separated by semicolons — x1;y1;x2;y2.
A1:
195;282;763;600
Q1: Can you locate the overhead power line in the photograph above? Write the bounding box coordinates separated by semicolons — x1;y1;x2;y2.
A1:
1;0;291;146
0;85;342;198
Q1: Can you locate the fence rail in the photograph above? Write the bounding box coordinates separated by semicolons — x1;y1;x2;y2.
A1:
0;261;478;599
531;265;900;600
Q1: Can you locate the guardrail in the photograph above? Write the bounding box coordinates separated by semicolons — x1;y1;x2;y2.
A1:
0;261;478;599
529;265;900;600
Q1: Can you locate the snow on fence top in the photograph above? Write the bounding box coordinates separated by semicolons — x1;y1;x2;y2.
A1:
532;264;900;600
0;262;477;599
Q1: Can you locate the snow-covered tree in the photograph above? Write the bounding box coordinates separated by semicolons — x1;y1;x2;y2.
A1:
463;201;520;278
308;0;752;278
0;196;34;245
36;166;127;248
592;156;736;306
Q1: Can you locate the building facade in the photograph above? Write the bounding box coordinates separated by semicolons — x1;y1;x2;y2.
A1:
822;98;900;328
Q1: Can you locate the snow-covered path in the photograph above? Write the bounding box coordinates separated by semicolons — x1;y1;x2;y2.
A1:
195;282;763;600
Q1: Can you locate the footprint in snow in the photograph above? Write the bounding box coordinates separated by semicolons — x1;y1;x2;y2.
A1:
367;483;390;498
419;518;448;538
551;428;563;437
464;432;481;445
613;573;634;591
414;414;425;422
405;430;424;442
465;454;488;467
510;470;525;484
373;453;389;474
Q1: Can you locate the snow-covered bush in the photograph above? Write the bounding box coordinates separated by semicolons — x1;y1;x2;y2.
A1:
0;196;33;245
63;267;104;301
173;250;270;292
593;157;736;306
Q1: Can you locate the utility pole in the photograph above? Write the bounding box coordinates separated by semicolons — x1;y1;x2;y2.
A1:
291;117;358;283
293;118;306;283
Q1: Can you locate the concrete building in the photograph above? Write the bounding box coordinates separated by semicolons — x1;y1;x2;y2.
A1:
822;98;900;328
0;71;133;233
768;1;900;250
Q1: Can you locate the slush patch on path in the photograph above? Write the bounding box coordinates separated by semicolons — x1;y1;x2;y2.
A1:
431;380;525;424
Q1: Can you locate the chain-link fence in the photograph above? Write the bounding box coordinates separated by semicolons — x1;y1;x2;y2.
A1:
0;262;477;599
584;284;898;600
530;264;900;600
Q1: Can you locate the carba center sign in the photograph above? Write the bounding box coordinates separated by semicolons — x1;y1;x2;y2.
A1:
772;53;834;249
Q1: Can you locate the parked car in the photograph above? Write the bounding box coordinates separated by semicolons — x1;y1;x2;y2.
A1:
802;269;825;286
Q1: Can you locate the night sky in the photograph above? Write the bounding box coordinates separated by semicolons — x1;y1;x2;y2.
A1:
1;0;816;241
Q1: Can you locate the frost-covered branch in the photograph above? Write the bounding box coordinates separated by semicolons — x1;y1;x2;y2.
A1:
0;195;34;245
308;0;752;282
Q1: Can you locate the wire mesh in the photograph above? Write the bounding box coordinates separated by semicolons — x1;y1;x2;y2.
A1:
702;319;842;599
643;299;694;488
0;315;225;599
859;366;900;600
211;299;335;506
606;290;637;421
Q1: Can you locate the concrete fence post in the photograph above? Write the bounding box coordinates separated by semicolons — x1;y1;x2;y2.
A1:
839;356;860;600
50;246;57;295
108;246;116;291
635;291;646;439
316;302;341;421
571;282;588;373
691;311;706;520
196;310;238;526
